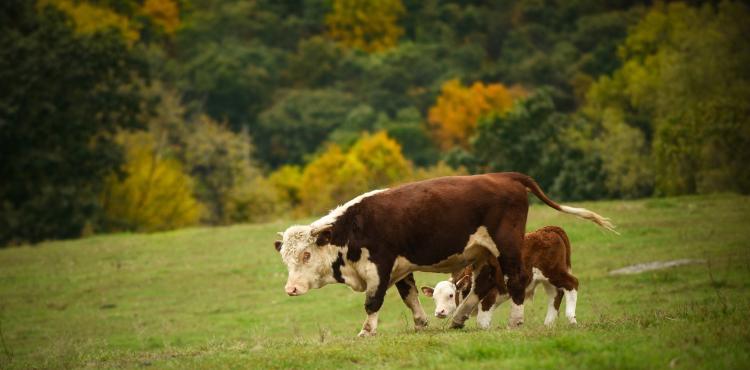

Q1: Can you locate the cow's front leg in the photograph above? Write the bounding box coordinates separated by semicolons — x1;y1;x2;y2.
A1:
358;261;392;337
395;273;429;330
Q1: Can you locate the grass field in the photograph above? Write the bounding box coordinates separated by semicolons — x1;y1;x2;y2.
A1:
1;194;749;369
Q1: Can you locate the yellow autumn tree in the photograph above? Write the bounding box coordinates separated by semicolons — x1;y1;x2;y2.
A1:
298;132;412;215
268;165;304;208
349;131;412;186
298;145;369;215
141;0;180;35
39;0;140;44
428;79;526;150
100;132;201;232
326;0;405;53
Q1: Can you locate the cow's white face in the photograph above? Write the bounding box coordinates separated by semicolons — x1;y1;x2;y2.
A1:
421;281;458;318
275;225;336;296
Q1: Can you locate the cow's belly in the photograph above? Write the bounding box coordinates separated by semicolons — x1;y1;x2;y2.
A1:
390;226;499;285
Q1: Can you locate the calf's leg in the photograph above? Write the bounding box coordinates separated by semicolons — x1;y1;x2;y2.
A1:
542;282;560;327
395;273;429;330
549;272;579;325
451;262;497;329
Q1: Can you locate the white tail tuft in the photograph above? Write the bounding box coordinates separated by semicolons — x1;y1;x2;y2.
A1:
559;205;619;234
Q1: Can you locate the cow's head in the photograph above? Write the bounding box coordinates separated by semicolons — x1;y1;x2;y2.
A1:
275;224;336;296
421;275;471;318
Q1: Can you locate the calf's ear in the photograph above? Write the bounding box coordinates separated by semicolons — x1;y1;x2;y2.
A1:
274;241;282;252
420;286;434;297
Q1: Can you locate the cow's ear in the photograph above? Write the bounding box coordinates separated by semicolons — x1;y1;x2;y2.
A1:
420;286;434;297
315;230;331;246
274;241;282;252
455;275;471;291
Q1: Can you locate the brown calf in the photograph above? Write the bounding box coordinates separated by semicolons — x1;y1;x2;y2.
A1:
422;226;579;328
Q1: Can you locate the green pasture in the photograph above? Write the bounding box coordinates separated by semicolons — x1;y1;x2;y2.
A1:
1;194;749;369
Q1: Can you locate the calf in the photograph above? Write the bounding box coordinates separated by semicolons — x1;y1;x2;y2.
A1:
275;173;612;337
421;226;578;328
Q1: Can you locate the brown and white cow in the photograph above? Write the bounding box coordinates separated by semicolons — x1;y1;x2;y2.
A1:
421;226;578;329
274;173;613;337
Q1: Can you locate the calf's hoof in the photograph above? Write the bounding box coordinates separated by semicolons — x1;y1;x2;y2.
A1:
414;319;429;331
449;321;465;329
507;320;524;329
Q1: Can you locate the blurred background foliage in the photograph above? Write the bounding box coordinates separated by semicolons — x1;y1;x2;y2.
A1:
1;0;748;245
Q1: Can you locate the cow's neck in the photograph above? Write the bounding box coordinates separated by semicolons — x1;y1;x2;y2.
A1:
326;245;369;292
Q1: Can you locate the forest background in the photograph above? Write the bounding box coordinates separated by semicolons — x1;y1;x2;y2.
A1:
2;0;748;246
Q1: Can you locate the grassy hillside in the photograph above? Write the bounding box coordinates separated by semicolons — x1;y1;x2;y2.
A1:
1;194;749;369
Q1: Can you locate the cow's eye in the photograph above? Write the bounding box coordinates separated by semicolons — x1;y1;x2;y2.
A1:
449;294;454;298
302;251;311;263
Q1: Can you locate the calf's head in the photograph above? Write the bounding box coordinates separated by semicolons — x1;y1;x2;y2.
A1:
275;224;336;296
421;275;471;318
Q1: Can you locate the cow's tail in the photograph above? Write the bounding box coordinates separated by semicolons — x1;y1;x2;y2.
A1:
509;173;618;234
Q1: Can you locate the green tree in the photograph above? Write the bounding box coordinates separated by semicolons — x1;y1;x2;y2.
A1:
177;41;284;132
585;1;750;195
256;89;360;168
376;107;439;167
471;89;563;192
184;116;275;224
0;1;143;245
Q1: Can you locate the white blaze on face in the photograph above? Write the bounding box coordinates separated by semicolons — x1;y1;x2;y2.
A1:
278;225;335;296
429;281;458;318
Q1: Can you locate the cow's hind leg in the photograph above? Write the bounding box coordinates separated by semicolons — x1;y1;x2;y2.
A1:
493;220;529;328
395;273;429;330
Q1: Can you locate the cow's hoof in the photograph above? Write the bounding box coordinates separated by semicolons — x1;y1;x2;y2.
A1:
507;320;524;329
414;318;429;330
357;330;376;338
568;318;578;325
449;321;465;329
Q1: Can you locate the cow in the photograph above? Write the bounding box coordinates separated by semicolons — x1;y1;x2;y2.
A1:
421;226;578;329
274;172;613;337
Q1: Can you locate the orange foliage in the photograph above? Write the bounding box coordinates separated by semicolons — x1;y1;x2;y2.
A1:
428;79;526;150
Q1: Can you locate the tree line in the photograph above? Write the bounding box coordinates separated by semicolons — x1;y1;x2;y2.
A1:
1;0;748;246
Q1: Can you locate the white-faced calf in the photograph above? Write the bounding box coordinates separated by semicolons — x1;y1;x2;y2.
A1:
421;226;579;328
